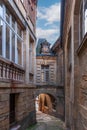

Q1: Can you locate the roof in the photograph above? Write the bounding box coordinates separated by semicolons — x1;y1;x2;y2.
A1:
36;38;51;55
36;38;46;54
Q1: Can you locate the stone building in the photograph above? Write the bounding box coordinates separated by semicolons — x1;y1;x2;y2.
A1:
36;39;57;115
36;39;57;86
36;39;64;120
0;0;37;129
61;0;87;129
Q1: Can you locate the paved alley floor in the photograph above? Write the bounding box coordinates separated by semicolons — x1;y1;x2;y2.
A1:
27;111;66;130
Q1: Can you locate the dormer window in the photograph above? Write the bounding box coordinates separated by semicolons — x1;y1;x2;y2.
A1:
40;40;50;54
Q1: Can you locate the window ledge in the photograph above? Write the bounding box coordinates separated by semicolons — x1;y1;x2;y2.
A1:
77;33;87;56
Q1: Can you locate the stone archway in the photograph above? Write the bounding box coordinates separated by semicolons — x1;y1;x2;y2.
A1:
34;87;58;99
35;93;57;116
34;87;65;120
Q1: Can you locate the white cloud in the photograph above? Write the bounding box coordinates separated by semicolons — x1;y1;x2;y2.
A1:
36;27;59;44
37;3;61;25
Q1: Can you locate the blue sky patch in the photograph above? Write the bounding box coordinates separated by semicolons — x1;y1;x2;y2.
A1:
36;0;61;45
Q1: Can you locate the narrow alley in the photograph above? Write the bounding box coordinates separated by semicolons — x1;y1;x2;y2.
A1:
1;0;87;130
27;111;65;130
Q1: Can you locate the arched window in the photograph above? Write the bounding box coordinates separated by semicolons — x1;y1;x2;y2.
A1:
80;0;87;43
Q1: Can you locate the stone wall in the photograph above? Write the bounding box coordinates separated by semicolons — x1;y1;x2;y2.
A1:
77;37;87;130
0;84;36;130
62;0;87;129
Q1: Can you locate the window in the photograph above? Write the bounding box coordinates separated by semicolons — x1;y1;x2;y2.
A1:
0;18;3;55
41;65;49;83
0;2;3;18
84;1;87;33
17;24;22;37
12;32;15;62
0;2;23;65
6;8;10;24
17;38;22;65
80;0;87;42
12;17;15;30
0;2;3;56
6;25;10;59
29;42;33;72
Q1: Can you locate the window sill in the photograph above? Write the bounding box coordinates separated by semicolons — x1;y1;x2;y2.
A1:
77;33;87;56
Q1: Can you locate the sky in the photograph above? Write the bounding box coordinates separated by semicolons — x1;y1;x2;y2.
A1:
36;0;61;45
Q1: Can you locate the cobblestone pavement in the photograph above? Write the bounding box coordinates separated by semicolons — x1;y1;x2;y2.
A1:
27;111;66;130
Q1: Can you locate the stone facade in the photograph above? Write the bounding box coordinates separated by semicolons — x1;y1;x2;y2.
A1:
36;39;65;120
61;0;87;129
0;0;37;130
36;39;57;86
36;56;57;85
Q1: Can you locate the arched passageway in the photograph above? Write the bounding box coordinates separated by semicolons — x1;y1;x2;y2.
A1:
34;87;65;121
35;93;57;116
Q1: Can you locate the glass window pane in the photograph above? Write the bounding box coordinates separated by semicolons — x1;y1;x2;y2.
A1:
12;17;15;30
84;1;87;33
80;3;83;42
29;43;32;71
17;38;22;65
12;32;15;62
6;8;10;24
17;24;22;37
41;65;49;82
45;71;49;82
41;72;44;82
0;2;3;18
0;18;3;55
6;25;10;59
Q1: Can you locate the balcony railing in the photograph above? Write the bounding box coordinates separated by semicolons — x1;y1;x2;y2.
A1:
0;57;25;83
